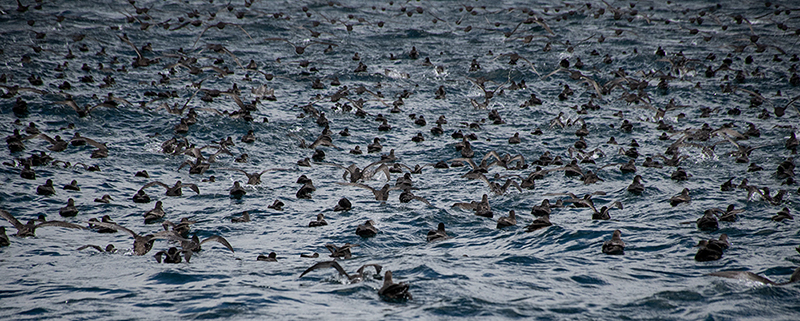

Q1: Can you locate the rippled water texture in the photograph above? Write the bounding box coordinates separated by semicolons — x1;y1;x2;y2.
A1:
1;0;799;320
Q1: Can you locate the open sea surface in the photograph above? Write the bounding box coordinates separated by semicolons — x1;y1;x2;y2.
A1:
1;0;799;320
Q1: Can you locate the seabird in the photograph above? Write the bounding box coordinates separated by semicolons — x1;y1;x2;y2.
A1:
525;215;552;232
670;188;691;206
709;267;800;285
496;210;517;229
59;198;79;217
144;201;165;223
257;252;278;261
602;230;625;255
77;244;117;253
231;211;251;223
299;260;382;283
378;271;412;301
627;175;645;194
37;179;56;195
333;197;352;211
154;246;192;263
1;210;84;237
694;240;723;262
325;243;359;259
77;221;182;255
140;180;199;196
268;200;285;210
229;181;246;199
63;180;80;191
94;194;113;203
427;223;449;242
309;214;328;227
356;220;378;237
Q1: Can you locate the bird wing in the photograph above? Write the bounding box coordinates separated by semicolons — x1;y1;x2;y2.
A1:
452;202;477;210
219;167;249;177
299;260;349;278
314;161;347;171
149;230;190;242
88;221;138;238
199;235;235;252
183;249;193;263
258;168;290;176
55;99;80;112
709;271;776;285
182;183;200;194
367;164;391;181
412;195;432;206
599;163;623;170
154;251;166;263
356;263;383;275
324;244;339;254
81;137;108;151
36;221;87;231
141;181;169;191
336;182;377;193
309;134;336;149
35;133;57;144
77;244;104;252
482;150;501;163
543;192;579;199
450;157;478;170
117;34;144;59
0;210;26;231
87;103;117;112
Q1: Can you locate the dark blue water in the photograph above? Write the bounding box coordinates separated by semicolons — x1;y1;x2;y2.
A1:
1;0;799;319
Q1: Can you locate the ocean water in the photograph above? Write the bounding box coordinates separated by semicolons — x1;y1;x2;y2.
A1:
1;0;799;320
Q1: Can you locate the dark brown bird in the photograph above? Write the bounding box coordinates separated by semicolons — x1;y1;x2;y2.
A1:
709;267;800;285
37;179;56;195
143;201;165;223
427;223;449;242
1;210;85;237
356;220;378;237
63;180;80;191
627;175;645;194
0;226;9;246
325;243;359;259
309;213;328;227
772;207;793;222
333;197;352;211
337;183;399;201
696;209;719;230
299;260;382;283
378;271;412;301
452;194;492;217
82;221;183;255
602;230;625;255
229;181;246;199
694;240;722;262
59;198;79;217
670;188;690;206
231;211;250;223
496;210;517;229
525;215;552;232
220;167;289;185
531;199;552;217
154;246;192;263
140;180;199;196
257;252;278;261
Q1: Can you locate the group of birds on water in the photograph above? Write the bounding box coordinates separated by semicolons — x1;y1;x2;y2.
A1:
2;0;800;304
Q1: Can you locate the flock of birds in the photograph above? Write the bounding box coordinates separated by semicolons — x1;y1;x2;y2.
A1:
2;0;800;306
